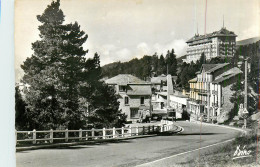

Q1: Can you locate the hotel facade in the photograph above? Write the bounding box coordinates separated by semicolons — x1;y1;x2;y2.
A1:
183;27;237;63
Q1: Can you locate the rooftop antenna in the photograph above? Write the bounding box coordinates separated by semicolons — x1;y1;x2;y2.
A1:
197;22;199;35
223;15;225;28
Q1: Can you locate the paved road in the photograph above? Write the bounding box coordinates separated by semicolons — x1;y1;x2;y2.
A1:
16;121;241;167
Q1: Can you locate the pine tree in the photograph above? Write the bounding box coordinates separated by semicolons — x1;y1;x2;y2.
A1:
20;0;125;130
21;0;88;130
166;49;177;76
158;54;166;75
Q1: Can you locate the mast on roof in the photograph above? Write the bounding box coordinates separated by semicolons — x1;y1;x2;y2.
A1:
223;15;225;28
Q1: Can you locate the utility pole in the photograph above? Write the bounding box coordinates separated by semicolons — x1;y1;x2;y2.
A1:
244;58;248;111
207;79;210;122
243;58;249;128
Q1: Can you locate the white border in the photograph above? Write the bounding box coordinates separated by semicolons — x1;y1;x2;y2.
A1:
0;0;15;167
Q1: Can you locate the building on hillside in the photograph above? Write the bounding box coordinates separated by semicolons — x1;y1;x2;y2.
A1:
169;92;189;119
150;74;167;91
188;63;242;122
105;74;152;121
151;75;187;119
183;27;237;63
150;74;177;92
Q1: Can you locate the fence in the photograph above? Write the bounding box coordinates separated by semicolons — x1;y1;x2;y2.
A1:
16;120;175;145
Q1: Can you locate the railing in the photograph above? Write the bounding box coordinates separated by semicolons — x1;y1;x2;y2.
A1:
212;103;218;107
16;120;176;145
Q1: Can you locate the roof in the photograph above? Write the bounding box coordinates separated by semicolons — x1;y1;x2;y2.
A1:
151;75;167;84
212;67;242;84
127;84;152;95
188;77;197;83
201;63;229;73
156;92;168;96
205;63;229;73
170;94;188;98
105;74;149;85
202;64;218;72
187;27;237;43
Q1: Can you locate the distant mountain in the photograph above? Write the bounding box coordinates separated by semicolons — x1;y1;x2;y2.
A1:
237;37;260;46
176;55;187;63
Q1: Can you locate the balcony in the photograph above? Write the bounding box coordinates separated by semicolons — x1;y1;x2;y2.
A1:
198;89;208;95
194;88;200;92
212;103;218;107
212;90;218;95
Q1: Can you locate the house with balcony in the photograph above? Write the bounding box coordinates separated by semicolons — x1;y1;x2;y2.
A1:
188;63;242;122
105;74;152;121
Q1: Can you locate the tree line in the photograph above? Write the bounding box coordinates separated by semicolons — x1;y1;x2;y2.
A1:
101;49;178;81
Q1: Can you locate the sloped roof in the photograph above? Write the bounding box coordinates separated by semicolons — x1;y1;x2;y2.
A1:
187;27;237;43
212;67;242;84
202;64;218;72
105;74;149;85
188;77;197;83
127;84;152;95
206;63;229;73
151;75;167;84
201;63;229;73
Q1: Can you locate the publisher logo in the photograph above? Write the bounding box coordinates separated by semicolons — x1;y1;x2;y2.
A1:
233;145;252;160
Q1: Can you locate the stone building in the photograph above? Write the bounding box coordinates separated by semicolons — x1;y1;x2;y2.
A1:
105;74;152;121
183;27;237;63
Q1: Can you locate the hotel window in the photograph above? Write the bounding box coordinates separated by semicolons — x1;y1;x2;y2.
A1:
125;96;129;105
140;97;145;105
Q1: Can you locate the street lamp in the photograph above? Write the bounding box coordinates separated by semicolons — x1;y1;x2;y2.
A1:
237;57;250;128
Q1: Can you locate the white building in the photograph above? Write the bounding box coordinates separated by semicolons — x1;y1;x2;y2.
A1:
183;27;237;63
188;63;242;122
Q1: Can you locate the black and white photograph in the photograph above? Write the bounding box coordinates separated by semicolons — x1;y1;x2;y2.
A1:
13;0;260;166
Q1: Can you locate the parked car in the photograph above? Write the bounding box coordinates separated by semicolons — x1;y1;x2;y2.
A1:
151;114;162;121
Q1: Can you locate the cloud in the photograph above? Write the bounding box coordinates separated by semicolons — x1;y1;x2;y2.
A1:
154;39;187;57
115;48;131;61
170;31;175;36
101;44;117;56
136;42;150;58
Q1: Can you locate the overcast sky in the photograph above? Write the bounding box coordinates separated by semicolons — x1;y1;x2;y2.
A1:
15;0;259;82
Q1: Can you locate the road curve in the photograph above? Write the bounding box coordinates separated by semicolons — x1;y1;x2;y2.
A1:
16;121;241;167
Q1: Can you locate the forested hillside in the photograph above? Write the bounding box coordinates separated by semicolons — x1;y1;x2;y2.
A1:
101;40;259;92
101;49;178;80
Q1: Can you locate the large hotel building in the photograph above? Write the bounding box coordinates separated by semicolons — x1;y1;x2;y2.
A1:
183;27;237;63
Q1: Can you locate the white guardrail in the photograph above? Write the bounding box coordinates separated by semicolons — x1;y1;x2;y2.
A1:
16;120;175;145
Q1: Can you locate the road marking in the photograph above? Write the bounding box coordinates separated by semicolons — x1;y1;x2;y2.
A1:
136;138;235;167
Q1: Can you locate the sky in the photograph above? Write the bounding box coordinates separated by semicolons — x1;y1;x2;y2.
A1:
15;0;259;82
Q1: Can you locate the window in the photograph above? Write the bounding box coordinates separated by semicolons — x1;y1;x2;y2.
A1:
119;86;127;92
161;102;164;109
140;97;145;105
125;96;129;105
130;108;139;118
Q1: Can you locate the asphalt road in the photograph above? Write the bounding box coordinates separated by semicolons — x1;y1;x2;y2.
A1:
16;121;241;167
